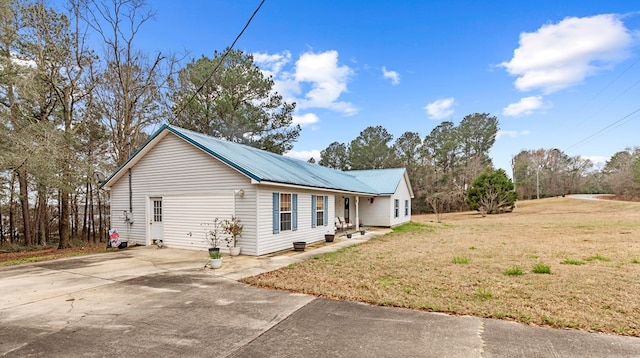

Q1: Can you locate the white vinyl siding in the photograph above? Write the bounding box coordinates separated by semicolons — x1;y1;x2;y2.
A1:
109;133;258;254
162;194;233;251
256;187;335;255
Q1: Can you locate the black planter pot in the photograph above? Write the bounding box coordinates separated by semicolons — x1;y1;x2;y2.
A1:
346;234;352;239
293;241;306;251
324;234;335;242
209;247;220;255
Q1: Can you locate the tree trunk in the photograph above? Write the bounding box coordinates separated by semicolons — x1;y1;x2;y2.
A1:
37;184;47;246
0;210;4;244
9;173;16;244
97;190;104;243
58;187;71;249
83;180;89;241
89;182;96;243
17;169;33;246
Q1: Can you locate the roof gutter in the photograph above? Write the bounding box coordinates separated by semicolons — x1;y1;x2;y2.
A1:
252;179;379;196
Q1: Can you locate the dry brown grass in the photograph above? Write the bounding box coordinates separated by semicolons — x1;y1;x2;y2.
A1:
242;197;640;336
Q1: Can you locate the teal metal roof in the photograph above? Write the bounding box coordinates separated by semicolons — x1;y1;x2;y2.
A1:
167;126;385;194
345;169;408;195
104;124;409;195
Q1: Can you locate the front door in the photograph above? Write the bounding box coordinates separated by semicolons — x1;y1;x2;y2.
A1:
344;197;350;223
150;197;164;243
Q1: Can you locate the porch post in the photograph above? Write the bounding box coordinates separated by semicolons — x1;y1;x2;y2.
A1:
355;196;360;231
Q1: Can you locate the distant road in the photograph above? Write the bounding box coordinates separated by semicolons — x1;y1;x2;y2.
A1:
568;194;613;201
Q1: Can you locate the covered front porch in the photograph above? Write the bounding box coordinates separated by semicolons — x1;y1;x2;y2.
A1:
334;194;376;234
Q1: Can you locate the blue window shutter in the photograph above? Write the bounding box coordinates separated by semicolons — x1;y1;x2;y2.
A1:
324;195;328;226
272;192;279;234
292;194;298;231
311;195;317;228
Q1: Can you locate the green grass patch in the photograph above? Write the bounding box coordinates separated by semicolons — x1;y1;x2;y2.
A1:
503;267;524;276
532;263;551;274
0;256;47;266
561;259;585;265
476;287;493;300
376;277;398;287
585;254;611;262
451;256;470;264
391;222;434;234
631;258;640;264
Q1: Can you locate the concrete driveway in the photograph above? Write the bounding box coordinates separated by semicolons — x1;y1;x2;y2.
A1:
1;246;639;357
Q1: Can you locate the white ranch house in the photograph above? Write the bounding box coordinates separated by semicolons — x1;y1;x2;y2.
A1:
103;125;414;256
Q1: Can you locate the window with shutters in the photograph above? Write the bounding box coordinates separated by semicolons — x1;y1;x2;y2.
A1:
280;193;292;231
316;195;324;226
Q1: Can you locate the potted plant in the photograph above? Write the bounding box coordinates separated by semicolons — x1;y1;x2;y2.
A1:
324;232;335;242
203;218;223;254
223;216;243;256
293;241;306;251
209;251;223;269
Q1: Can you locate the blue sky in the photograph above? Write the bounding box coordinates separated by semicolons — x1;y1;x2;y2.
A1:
138;1;640;174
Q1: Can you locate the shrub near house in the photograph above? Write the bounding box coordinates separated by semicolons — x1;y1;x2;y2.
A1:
466;169;517;214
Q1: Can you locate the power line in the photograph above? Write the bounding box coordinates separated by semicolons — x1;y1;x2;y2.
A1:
561;55;640;154
564;106;640;153
170;0;266;123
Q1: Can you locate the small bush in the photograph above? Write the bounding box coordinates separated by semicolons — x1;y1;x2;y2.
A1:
561;259;585;265
532;263;551;274
476;287;493;299
585;254;610;262
503;267;524;276
452;256;470;264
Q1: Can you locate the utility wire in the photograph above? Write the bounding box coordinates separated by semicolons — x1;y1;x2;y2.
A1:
564;106;640;153
170;0;266;123
561;55;640;153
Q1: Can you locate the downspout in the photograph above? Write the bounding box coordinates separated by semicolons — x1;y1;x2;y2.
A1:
128;168;132;213
355;196;360;231
127;168;132;241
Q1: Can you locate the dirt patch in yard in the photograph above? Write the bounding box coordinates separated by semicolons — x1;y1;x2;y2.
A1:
242;197;640;336
0;242;110;266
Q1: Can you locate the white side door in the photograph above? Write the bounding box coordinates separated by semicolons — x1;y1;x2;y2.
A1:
150;197;164;242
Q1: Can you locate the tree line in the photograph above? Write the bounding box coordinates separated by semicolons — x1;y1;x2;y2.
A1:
1;0;638;250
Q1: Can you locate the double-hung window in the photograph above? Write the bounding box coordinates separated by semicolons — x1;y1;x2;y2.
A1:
280;193;292;231
405;200;409;216
394;199;399;218
273;192;297;233
316;195;325;226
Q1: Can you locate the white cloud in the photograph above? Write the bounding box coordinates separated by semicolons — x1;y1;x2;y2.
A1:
284;149;321;162
382;66;400;85
496;130;531;139
292;113;319;126
424;97;455;119
254;50;357;116
502;96;547;117
294;50;357;115
500;14;633;93
252;51;291;78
